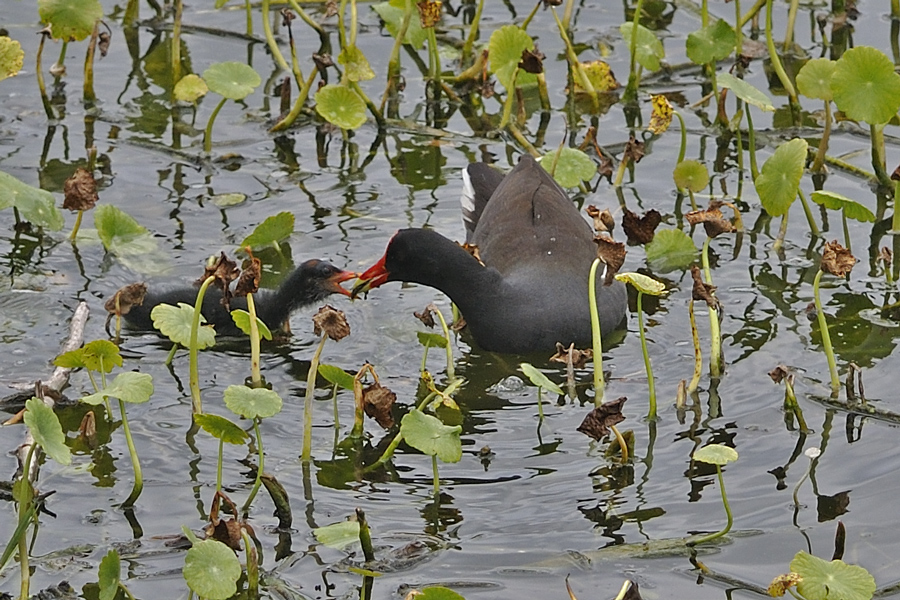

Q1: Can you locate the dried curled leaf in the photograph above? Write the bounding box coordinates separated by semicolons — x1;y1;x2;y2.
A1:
105;282;147;316
549;342;591;369
414;303;438;328
685;202;736;238
312;305;350;341
593;236;626;285
621;207;661;245
518;47;544;74
879;246;892;265
98;31;110;58
690;265;719;310
198;252;240;312
768;365;791;384
461;242;482;264
63;167;99;212
623;134;645;164
767;573;802;597
577;397;627;441
820;240;856;277
363;383;396;429
234;255;261;297
586;205;615;234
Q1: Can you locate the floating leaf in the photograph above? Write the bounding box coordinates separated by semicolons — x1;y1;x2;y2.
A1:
400;409;462;463
412;587;466;600
338;45;375;82
644;229;697;272
223;385;282;420
417;331;448;349
810;191;875;223
832;46;900;125
38;0;103;42
203;62;261;101
796;58;836;102
315;84;367;130
94;204;153;252
541;147;596;188
0;171;64;230
620;22;664;72
685;19;735;65
693;443;738;465
615;272;666;296
519;363;564;396
673;160;709;193
314;520;361;549
488;25;537;90
0;37;25;81
318;364;355;390
372;0;428;49
82;372;154;406
173;74;208;103
230;310;273;340
150;303;217;349
183;539;242;600
754;138;808;217
240;211;294;249
790;551;875;600
194;413;249;445
717;73;774;112
97;550;120;600
24;397;72;466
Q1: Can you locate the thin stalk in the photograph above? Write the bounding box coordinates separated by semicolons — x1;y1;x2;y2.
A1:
624;0;646;103
841;211;851;252
118;399;144;508
56;40;68;70
241;419;265;514
740;0;767;27
35;33;55;120
425;26;442;100
637;292;656;419
773;213;788;255
551;7;598;110
356;508;376;561
164;344;178;366
203;96;228;154
270;67;317;132
765;0;798;104
871;123;892;188
18;498;29;600
811;101;832;173
734;0;743;55
521;1;541;31
675;110;687;164
746;109;759;181
301;334;329;462
812;269;840;394
349;0;358;47
216;438;224;492
701;0;709;26
561;0;575;30
189;275;215;414
287;0;325;36
689;465;733;544
172;0;183;88
536;387;544;422
246;294;262;387
461;0;485;61
611;424;628;462
702;238;723;377
0;503;37;573
368;391;438;469
83;23;98;105
498;66;519;130
782;375;808;432
783;0;799;51
588;259;605;405
242;529;259;597
687;299;703;393
893;181;900;233
797;189;820;237
613;156;629;188
69;211;84;242
432;308;455;380
244;0;253;36
432;454;440;497
379;0;413;113
262;0;291;72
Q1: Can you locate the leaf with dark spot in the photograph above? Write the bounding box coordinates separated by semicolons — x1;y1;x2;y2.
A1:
577;397;627;441
312;305;350;341
820;240;856;277
622;208;661;244
416;1;441;28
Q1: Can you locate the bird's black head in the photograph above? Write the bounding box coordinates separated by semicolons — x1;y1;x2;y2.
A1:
282;259;356;305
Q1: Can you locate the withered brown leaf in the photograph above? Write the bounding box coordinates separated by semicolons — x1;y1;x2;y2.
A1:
104;282;147;316
98;31;110;58
820;240;856;277
63;168;99;212
685;203;735;238
363;383;396;429
768;365;791;384
621;207;661;245
593;235;626;285
414;303;438;328
234;256;261;297
577;396;627;441
461;242;482;264
690;265;719;310
549;342;592;369
518;48;545;74
623;134;645;164
586;205;615;234
312;305;350;341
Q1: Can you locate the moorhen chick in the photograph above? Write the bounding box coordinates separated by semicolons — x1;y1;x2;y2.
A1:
353;155;627;354
123;259;356;335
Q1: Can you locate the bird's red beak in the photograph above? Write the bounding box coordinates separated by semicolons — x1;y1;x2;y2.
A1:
327;269;358;297
351;254;390;298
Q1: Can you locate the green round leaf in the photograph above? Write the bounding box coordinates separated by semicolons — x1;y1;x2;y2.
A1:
24;397;72;466
832;46;900;125
54;339;123;373
338;45;375;82
38;0;103;42
98;550;121;600
94;204;152;253
183;539;241;600
230;310;273;341
685;19;735;65
717;73;774;112
673;159;709;193
318;364;355;390
173;74;208;103
223;384;282;419
645;229;697;272
150;303;217;349
790;551;875;600
400;409;462;463
373;0;427;49
0;171;64;230
415;587;466;600
314;520;361;549
615;272;666;296
754;138;808;217
82;371;154;406
194;413;249;444
202;61;261;101
417;331;448;349
0;37;25;82
240;211;295;249
796;58;836;102
810;191;875;223
519;362;564;396
315;84;367;130
541;147;596;188
620;22;664;72
693;443;738;465
488;25;537;90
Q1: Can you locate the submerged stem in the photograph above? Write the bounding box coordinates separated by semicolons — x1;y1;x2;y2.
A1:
118;399;144;509
812;269;840;395
637;292;656;419
588;259;605;405
302;334;329;462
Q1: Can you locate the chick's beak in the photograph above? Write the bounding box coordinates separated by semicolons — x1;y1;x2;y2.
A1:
327;270;359;297
351;255;390;299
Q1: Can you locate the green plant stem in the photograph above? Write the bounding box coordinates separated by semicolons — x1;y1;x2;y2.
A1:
613;157;629;188
368;391;437;470
561;0;575;30
773;213;788;255
246;294;262;387
782;376;808;432
687;299;703;393
56;40;68;69
203;96;227;154
18;501;29;600
521;0;541;31
216;438;224;492
536;387;544;422
380;0;413;114
172;0;183;89
746;109;759;181
432;454;440;497
349;0;358;47
811;101;832;173
551;7;598;110
740;0;767;27
432;308;455;380
498;66;519;130
426;25;441;96
83;24;98;105
350;81;385;128
812;269;840;395
242;529;259;597
261;0;291;72
797;189;820;237
690;465;732;544
302;334;328;463
675;111;687;164
871;123;892;188
624;0;646;103
242;419;265;514
287;0;325;35
893;181;900;233
69;211;84;241
270;67;317;132
702;238;723;377
765;0;797;105
356;508;376;561
35;33;55;120
164;344;178;366
118;399;144;508
637;292;657;419
734;0;743;55
189;275;215;414
611;424;628;462
783;0;799;51
461;0;484;61
841;211;851;252
244;0;253;36
588;259;605;405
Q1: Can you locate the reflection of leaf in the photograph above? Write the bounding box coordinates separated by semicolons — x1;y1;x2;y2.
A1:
645;229;696;272
315;84;367;130
38;0;103;42
620;22;664;72
488;25;537;90
400;409;462;463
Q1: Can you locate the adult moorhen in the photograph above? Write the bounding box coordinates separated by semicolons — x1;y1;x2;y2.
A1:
123;259;355;335
353;155;627;353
